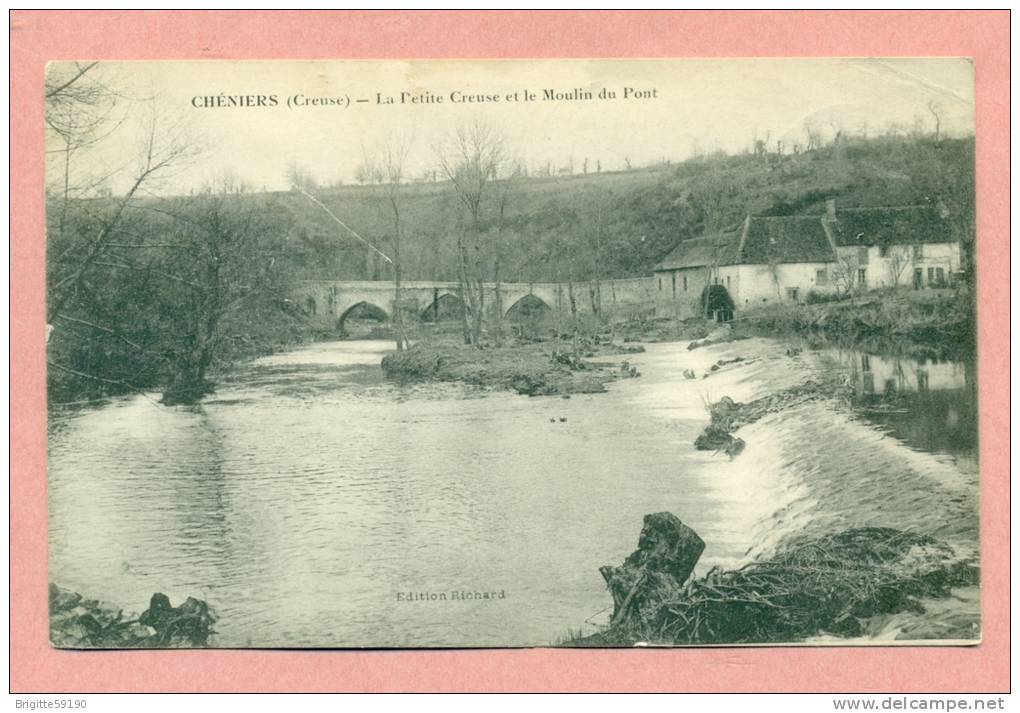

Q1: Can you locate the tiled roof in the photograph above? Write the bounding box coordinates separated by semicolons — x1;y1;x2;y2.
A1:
655;205;956;270
654;228;742;271
828;206;956;247
739;216;835;264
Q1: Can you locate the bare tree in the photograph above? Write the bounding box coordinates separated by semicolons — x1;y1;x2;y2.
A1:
361;136;414;350
885;244;914;287
287;161;319;191
803;120;823;151
583;189;608;321
830;250;862;298
927;101;943;144
435;120;509;345
46;87;197;326
158;187;291;404
488;158;523;346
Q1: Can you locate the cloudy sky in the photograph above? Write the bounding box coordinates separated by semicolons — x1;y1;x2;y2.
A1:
49;58;975;194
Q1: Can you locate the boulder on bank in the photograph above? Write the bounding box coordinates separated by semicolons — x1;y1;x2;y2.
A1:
693;383;840;458
598;512;705;626
693;399;746;457
50;584;216;649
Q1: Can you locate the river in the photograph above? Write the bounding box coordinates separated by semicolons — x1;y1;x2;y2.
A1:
47;337;979;647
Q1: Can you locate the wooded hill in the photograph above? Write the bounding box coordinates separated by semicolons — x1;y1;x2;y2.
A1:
45;134;974;405
281;134;975;284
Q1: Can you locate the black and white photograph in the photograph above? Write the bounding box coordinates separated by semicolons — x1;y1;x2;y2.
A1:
45;58;979;649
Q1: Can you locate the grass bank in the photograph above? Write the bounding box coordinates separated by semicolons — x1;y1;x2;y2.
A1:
730;287;975;360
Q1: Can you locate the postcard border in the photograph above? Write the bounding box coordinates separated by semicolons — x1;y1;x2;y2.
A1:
10;9;1010;693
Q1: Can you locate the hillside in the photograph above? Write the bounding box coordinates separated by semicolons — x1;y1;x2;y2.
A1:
280;134;975;283
44;134;975;404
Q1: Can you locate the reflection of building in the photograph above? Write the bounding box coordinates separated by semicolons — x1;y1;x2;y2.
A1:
833;349;977;455
835;350;967;397
653;200;962;318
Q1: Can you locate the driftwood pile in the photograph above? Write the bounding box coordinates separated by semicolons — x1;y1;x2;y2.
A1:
582;515;978;646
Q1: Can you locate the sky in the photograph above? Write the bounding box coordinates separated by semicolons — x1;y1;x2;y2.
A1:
47;58;975;195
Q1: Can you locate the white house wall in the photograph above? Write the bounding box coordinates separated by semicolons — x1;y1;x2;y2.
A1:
721;263;838;309
835;242;961;290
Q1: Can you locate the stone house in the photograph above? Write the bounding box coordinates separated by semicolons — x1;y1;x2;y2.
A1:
653;200;961;319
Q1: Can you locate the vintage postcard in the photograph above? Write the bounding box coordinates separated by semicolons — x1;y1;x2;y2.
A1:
44;58;978;649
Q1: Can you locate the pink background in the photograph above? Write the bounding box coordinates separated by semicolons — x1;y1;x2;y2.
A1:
10;10;1010;692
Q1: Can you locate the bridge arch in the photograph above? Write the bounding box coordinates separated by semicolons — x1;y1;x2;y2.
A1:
505;293;552;319
337;301;390;335
420;292;468;322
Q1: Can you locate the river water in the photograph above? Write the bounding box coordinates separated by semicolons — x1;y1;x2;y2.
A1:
47;337;979;647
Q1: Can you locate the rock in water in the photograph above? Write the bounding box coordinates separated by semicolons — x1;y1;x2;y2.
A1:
599;513;705;626
139;592;216;646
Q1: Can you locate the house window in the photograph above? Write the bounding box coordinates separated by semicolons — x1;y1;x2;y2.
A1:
658;278;662;291
913;244;924;259
935;267;945;286
914;268;923;289
879;245;889;258
683;275;688;291
786;287;800;301
857;268;867;287
815;269;828;286
927;267;935;284
858;247;869;264
671;272;677;298
726;276;731;288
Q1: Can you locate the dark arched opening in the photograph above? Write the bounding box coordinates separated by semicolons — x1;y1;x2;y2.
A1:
505;294;552;337
700;284;735;322
337;301;390;337
420;293;467;323
505;294;552;320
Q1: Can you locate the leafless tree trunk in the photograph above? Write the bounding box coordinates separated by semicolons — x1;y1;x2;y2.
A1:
46;66;196;327
928;101;943;144
435;120;509;347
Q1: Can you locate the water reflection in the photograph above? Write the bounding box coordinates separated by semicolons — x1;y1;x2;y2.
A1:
828;348;977;456
47;338;979;647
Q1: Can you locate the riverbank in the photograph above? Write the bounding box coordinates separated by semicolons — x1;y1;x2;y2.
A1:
563;514;979;647
728;287;975;360
47;303;334;407
380;334;645;396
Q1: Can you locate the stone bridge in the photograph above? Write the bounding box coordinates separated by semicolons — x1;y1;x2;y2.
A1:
291;278;656;330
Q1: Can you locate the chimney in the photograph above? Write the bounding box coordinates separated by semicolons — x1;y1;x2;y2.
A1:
825;198;836;220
